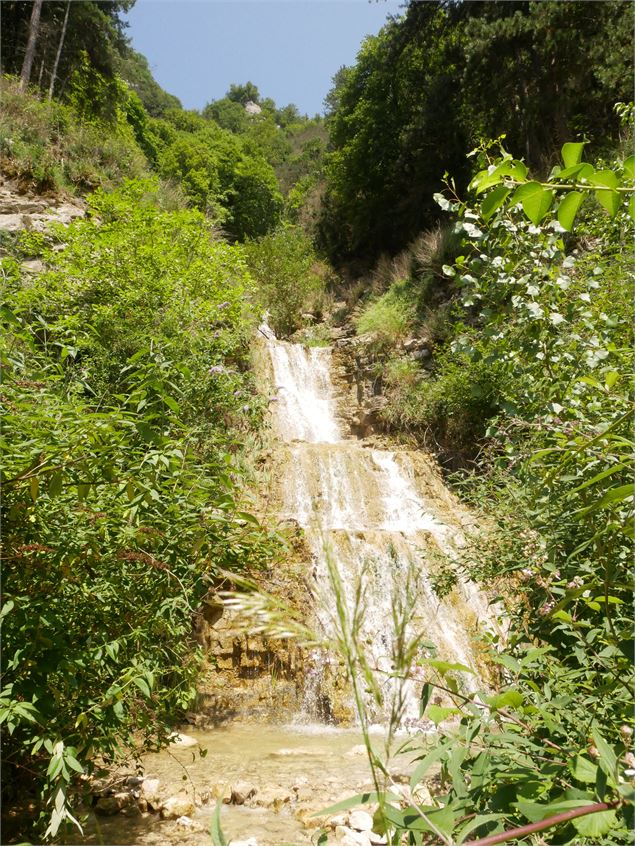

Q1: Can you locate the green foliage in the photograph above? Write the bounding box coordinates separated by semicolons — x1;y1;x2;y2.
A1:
344;147;634;845
244;226;328;337
355;283;416;351
0;76;148;193
1;179;277;838
319;0;634;264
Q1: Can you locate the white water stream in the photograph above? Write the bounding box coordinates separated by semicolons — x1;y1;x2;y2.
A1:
265;328;491;724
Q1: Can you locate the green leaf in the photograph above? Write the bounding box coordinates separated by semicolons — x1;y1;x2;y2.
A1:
487;690;523;711
561;142;585;168
209;801;228;846
410;744;449;790
48;471;63;497
29;475;39;503
421;659;474;675
624;155;635;179
314;792;399;817
589;169;619;189
594;188;621;217
427;704;459;725
514;182;554;224
456;814;502;844
591;728;618;779
133;677;151;698
557;191;584;231
419;682;432;717
481;185;510;221
570;755;598;784
629;194;635;221
572;809;618;837
516;798;590;823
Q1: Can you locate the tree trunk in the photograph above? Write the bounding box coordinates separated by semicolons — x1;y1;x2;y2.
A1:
19;0;44;92
48;1;71;101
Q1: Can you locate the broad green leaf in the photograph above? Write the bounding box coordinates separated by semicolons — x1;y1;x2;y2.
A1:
624;155;635;179
456;814;502;844
557;191;584;231
629;194;635;221
589;169;619;189
427;704;459;725
557;162;594;180
591;728;618;779
487;690;523;711
48;471;63;497
410;744;449;789
133;677;151;698
514;182;554;224
421;659;475;675
481;185;510;221
401;804;457;837
210;801;228;846
516;798;590;823
594;188;621;217
570;755;598;784
572;809;618;837
561;142;585;168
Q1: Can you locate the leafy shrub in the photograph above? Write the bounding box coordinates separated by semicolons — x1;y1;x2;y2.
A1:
244;225;328;336
0;77;148;194
355;281;416;350
1;179;277;839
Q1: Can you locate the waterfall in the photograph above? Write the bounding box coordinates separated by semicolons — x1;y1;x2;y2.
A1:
263;328;491;725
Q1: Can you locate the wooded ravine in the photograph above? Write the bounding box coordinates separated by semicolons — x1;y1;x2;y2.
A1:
1;3;633;845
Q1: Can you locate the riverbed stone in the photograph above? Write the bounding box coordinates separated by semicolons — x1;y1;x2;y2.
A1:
335;825;372;846
229;780;257;805
94;792;135;815
161;795;195;819
140;777;162;808
251;786;292;810
349;810;374;831
169;731;198;747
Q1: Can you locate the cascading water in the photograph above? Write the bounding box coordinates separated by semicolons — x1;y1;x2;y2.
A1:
264;326;492;726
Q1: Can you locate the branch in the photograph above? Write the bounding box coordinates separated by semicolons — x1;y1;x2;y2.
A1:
463;800;620;846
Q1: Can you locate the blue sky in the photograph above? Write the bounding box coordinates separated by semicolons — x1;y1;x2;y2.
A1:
124;0;404;116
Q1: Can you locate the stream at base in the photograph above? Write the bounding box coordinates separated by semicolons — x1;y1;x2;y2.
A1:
73;722;418;846
73;328;493;846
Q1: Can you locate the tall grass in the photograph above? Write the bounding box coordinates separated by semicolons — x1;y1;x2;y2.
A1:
0;76;148;194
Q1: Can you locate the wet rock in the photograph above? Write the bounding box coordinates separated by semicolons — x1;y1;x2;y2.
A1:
349;810;373;831
161;795;195;819
412;348;431;360
94;792;135;815
140;777;162;809
125;775;144;788
229;780;257;805
335;825;372;846
169;731;198;747
251;786;292;810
